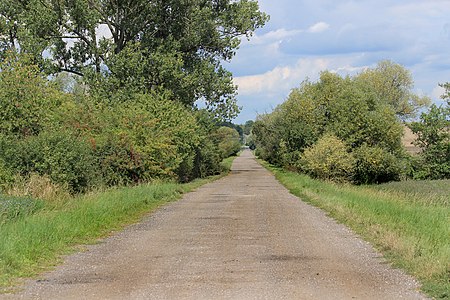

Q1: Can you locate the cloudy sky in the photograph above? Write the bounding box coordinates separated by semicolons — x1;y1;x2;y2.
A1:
227;0;450;123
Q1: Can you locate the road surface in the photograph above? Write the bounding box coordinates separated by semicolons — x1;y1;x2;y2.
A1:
2;150;426;299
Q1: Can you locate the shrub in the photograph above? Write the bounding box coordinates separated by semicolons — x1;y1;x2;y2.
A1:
213;126;241;159
192;139;222;178
6;131;99;194
0;159;14;193
89;93;202;185
252;75;405;167
352;145;403;184
300;134;354;182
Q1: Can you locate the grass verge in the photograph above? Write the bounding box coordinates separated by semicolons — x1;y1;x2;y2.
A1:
0;156;238;292
262;162;449;299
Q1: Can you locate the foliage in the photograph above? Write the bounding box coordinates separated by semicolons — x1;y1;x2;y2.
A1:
192;138;222;178
355;60;430;120
299;134;354;182
213;126;241;159
242;120;254;135
246;134;257;150
409;103;450;179
58;92;203;185
252;66;411;183
2;131;99;194
353;145;403;184
0;56;234;193
0;52;64;137
0;158;14;193
1;0;268;119
440;82;450;104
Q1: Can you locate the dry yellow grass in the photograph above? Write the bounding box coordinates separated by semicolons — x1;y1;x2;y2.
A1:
402;125;421;154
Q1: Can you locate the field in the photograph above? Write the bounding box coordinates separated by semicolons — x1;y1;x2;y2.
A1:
402;125;421;154
264;162;449;299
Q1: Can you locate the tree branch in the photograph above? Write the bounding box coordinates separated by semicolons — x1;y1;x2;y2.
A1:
59;68;84;77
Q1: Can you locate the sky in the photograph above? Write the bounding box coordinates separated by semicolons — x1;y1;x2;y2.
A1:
227;0;450;123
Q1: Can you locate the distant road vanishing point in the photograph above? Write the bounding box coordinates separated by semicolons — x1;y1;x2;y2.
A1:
2;150;427;300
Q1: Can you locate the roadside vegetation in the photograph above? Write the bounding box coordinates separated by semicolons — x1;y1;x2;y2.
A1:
252;61;449;183
265;164;449;299
252;62;449;298
0;0;265;291
0;0;268;197
0;157;237;291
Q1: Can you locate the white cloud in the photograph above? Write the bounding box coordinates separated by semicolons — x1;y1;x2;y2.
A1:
229;0;450;121
233;58;330;96
243;21;330;46
248;28;303;45
432;85;446;101
308;22;330;33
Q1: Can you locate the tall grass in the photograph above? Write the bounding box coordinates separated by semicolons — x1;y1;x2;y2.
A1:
264;163;449;299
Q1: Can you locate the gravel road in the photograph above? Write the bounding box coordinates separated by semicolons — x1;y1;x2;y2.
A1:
2;150;427;300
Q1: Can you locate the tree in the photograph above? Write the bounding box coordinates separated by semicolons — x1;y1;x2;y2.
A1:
0;52;64;137
252;66;409;183
242;120;254;135
355;60;430;120
1;0;268;119
409;104;450;179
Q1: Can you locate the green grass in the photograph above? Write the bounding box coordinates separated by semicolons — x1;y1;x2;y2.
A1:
220;152;239;172
0;156;237;291
371;179;450;206
262;162;450;299
0;195;45;224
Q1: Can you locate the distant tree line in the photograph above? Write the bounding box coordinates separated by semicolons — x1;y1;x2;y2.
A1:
252;61;449;183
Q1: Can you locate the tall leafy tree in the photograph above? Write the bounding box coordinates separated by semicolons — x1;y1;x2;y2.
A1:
252;68;409;183
0;52;64;137
0;0;268;119
409;84;450;179
355;60;430;120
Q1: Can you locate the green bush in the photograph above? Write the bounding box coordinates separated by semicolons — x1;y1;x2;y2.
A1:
86;94;202;185
0;135;16;192
213;126;241;159
410;151;450;180
6;131;99;193
192;139;222;178
95;134;146;186
300;134;354;182
251;66;421;184
353;145;403;184
0;159;14;193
